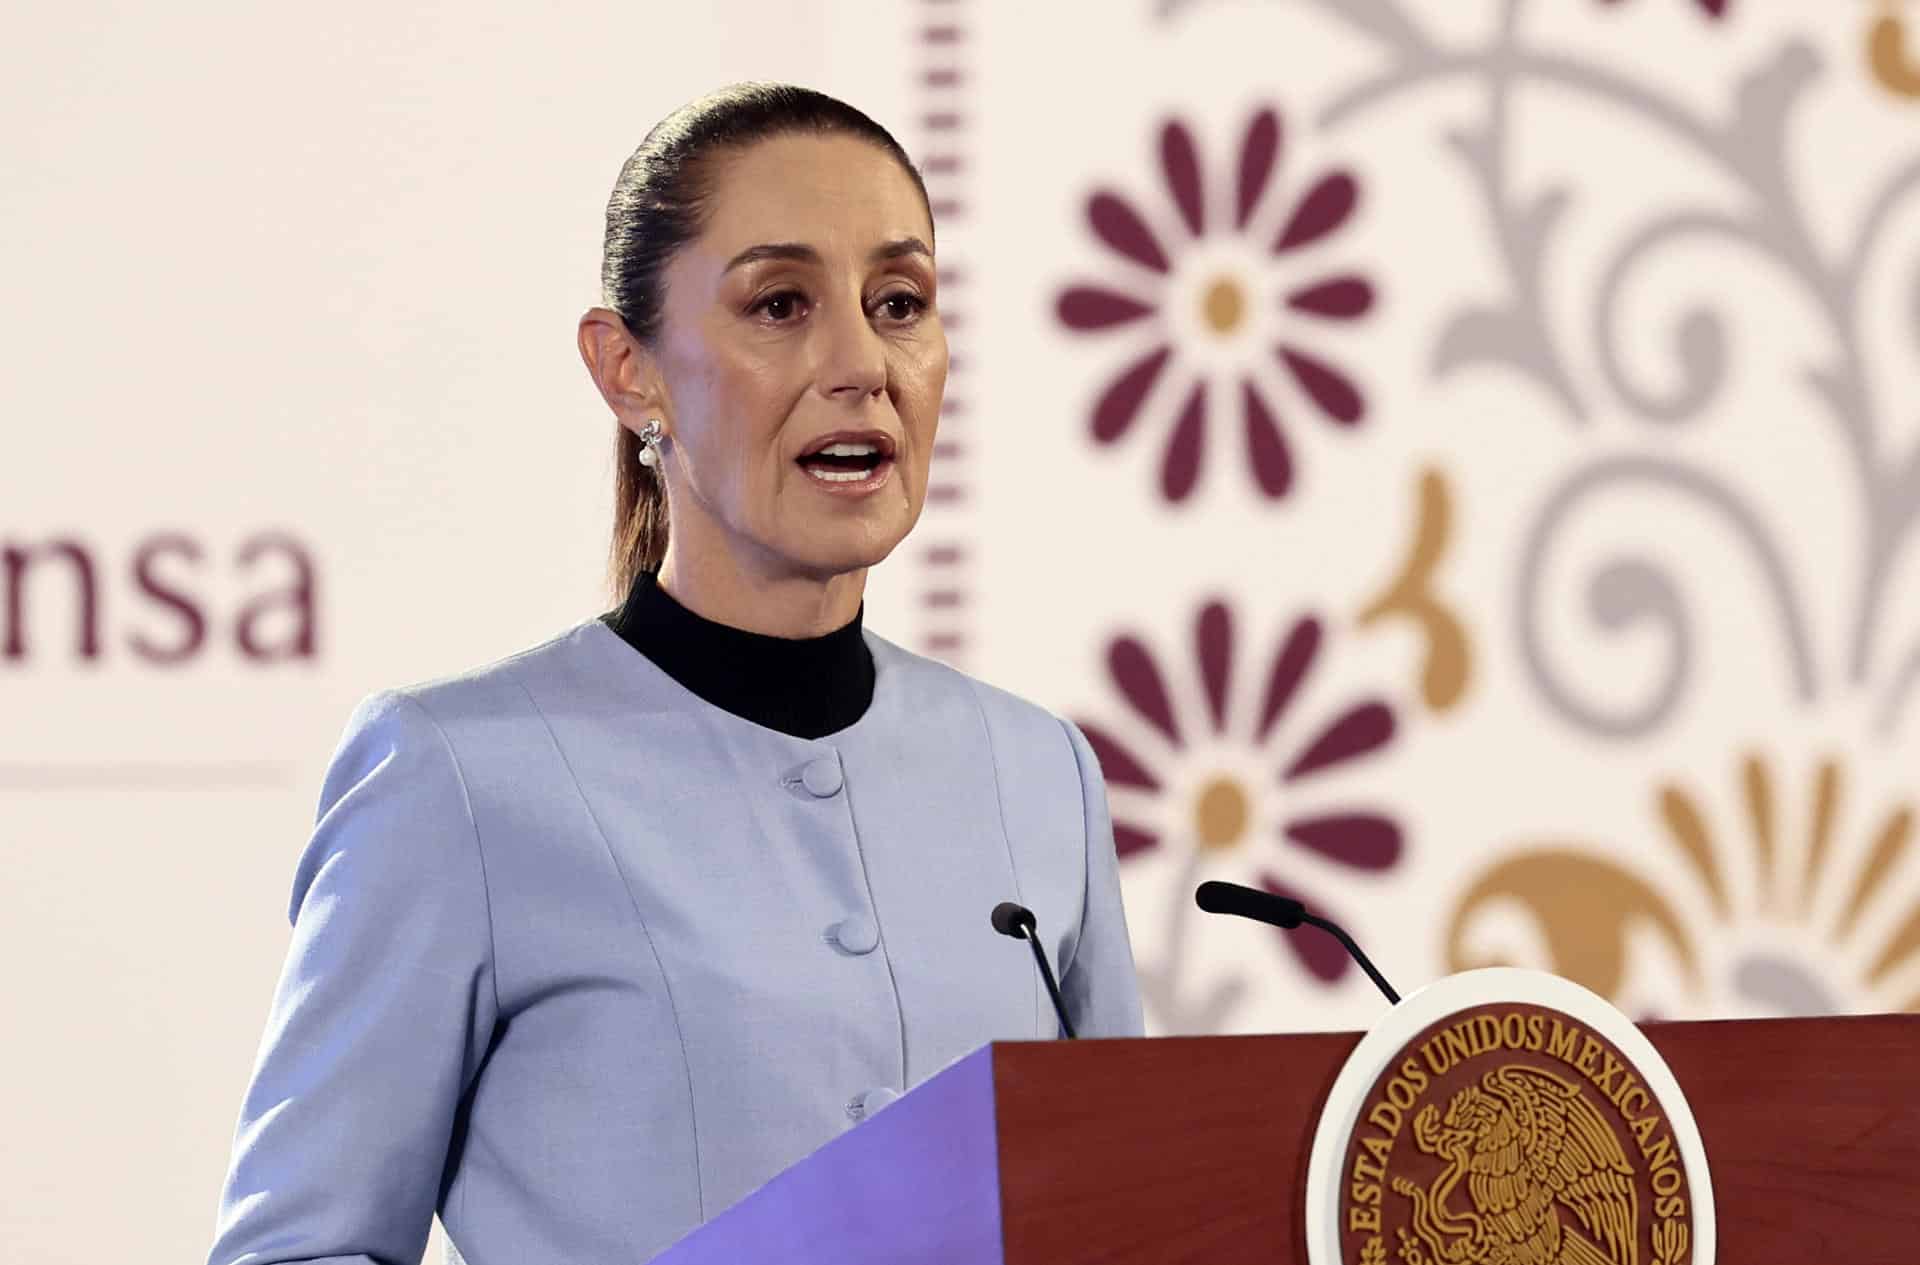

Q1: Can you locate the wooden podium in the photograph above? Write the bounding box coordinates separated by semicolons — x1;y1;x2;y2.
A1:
651;1014;1920;1263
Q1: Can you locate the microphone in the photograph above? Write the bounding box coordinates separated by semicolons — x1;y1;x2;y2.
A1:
990;901;1077;1039
1193;880;1401;1005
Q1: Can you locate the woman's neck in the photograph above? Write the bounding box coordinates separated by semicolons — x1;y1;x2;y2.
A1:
656;538;867;638
604;569;874;740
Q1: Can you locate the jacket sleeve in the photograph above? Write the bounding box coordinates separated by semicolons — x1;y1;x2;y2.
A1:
205;691;500;1265
1057;717;1146;1038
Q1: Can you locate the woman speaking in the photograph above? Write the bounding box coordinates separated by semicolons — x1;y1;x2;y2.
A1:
205;82;1143;1265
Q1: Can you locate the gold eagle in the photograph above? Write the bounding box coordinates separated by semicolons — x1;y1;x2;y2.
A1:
1390;1065;1639;1265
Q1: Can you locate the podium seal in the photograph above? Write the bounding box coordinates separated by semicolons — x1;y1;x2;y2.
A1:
1305;968;1715;1265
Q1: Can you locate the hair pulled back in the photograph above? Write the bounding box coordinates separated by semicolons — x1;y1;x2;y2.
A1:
599;82;930;597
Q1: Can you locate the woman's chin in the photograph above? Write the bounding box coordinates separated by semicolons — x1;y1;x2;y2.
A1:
779;512;914;578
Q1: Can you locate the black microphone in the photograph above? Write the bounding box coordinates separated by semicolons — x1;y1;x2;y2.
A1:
1193;880;1401;1005
990;901;1077;1039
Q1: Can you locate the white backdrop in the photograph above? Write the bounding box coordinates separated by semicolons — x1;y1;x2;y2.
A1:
6;3;1919;1262
1;4;911;1258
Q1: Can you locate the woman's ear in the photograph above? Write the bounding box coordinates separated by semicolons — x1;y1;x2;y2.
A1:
578;307;667;431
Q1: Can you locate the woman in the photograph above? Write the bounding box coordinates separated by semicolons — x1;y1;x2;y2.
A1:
204;83;1143;1265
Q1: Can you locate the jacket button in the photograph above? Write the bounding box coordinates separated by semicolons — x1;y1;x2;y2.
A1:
799;756;843;797
846;1086;901;1120
827;914;879;955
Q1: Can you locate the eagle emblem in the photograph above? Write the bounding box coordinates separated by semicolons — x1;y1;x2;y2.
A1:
1389;1065;1639;1265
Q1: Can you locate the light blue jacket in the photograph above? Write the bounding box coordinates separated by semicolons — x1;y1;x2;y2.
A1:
205;618;1143;1265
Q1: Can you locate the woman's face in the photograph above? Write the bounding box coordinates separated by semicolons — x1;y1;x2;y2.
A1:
650;132;947;583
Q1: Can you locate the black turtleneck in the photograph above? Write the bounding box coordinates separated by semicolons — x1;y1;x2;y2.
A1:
600;570;876;740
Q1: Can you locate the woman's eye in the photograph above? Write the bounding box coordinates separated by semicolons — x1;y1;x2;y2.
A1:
752;290;806;321
875;292;929;322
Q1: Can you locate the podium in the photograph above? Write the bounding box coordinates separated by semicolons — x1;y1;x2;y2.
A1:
651;1013;1920;1263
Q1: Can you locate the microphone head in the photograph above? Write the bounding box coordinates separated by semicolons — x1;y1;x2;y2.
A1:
1194;880;1307;929
990;901;1037;939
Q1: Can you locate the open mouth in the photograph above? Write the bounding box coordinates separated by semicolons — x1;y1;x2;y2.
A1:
796;433;896;487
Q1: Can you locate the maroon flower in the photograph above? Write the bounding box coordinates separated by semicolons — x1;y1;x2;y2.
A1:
1056;107;1376;503
1077;600;1405;984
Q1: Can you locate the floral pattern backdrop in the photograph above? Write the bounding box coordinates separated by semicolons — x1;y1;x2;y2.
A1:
919;0;1920;1035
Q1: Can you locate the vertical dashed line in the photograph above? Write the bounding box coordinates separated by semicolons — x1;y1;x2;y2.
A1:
916;0;974;666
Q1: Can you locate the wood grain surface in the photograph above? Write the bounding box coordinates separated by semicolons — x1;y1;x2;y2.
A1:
993;1016;1920;1263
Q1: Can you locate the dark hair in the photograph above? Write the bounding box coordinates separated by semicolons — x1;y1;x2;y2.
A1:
599;82;932;597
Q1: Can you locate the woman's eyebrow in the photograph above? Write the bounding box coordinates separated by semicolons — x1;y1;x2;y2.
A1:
722;237;932;274
872;236;932;263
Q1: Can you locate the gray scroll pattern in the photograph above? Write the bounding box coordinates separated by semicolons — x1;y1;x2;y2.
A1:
1168;0;1920;742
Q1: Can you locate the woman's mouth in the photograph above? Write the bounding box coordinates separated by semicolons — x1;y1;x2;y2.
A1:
796;434;896;494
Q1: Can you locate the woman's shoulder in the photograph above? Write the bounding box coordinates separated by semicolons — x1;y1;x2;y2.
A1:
865;629;1090;761
343;617;617;743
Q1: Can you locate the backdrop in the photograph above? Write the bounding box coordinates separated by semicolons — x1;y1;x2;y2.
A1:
6;1;1919;1261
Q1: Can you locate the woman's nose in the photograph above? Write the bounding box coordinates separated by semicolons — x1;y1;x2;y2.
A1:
816;301;887;398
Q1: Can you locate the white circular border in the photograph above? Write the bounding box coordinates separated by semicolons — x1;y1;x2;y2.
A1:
1303;968;1716;1265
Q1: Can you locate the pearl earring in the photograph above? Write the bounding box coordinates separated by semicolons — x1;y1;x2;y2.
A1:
636;419;663;469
